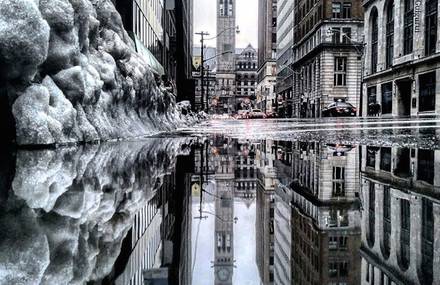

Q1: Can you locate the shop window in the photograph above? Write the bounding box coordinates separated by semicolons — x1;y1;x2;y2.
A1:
381;82;393;114
419;72;436;112
418;149;434;184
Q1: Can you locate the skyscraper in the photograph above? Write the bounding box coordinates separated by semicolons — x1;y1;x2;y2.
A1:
257;0;277;114
216;0;237;114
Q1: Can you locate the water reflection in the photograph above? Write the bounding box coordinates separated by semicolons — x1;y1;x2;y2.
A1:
0;137;439;284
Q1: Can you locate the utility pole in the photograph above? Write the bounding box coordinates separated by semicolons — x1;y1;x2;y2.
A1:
196;32;209;111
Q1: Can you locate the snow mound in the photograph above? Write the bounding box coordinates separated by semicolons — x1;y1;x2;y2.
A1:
0;0;196;145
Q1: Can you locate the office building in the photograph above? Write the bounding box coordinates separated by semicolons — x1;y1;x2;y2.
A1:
257;0;278;114
276;0;294;117
291;0;363;117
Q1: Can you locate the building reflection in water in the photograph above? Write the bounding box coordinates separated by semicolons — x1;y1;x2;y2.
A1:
360;146;440;285
184;139;440;285
3;137;439;284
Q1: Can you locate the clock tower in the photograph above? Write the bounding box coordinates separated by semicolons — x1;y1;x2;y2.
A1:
213;139;235;284
216;0;237;114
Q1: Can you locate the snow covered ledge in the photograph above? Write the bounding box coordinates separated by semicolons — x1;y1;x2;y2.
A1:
0;0;199;146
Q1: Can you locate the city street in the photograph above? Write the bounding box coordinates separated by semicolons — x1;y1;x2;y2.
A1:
2;0;440;283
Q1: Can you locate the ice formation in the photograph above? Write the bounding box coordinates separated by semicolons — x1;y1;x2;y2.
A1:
0;138;192;284
0;0;199;145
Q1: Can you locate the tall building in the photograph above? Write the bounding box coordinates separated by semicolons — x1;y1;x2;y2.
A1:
235;45;258;111
115;0;167;75
115;0;194;104
362;0;440;117
255;140;278;284
176;0;195;104
275;0;294;117
359;145;440;284
291;0;363;118
216;0;237;114
257;0;278;114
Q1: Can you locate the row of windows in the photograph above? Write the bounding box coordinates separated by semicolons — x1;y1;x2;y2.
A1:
236;63;257;70
367;71;436;114
332;2;352;18
370;0;437;74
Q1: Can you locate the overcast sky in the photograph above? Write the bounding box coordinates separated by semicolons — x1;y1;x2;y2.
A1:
193;0;258;49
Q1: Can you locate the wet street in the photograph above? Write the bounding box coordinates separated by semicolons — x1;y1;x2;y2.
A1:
1;117;440;285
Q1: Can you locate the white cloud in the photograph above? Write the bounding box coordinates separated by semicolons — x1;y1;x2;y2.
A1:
193;0;258;49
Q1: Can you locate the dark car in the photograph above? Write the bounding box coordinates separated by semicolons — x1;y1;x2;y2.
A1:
322;102;357;117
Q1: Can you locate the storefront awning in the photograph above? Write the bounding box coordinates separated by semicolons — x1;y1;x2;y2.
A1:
130;32;165;76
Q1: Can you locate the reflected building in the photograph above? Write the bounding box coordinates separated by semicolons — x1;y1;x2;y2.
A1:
255;140;278;284
211;137;236;284
360;146;440;284
234;140;258;205
273;141;293;284
289;141;362;284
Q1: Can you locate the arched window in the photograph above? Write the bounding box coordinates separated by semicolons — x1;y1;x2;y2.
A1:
370;8;378;73
399;199;410;270
403;0;414;54
367;182;375;247
425;0;437;55
385;1;394;68
421;198;434;284
382;186;391;258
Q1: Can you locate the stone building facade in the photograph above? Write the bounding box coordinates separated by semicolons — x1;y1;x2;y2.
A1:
235;45;258;110
257;0;278;113
362;0;440;117
289;141;362;284
216;0;237;114
360;145;440;284
291;0;364;118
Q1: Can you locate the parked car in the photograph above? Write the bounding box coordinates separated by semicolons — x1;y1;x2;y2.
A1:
265;111;278;118
234;110;250;119
322;102;357;117
249;109;266;119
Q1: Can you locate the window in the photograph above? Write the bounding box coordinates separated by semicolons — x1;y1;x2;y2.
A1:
334;57;347;86
332;27;341;43
366;146;377;167
421;198;434;284
419;72;436;112
371;9;378;73
367;86;377;115
400;199;411;269
380;147;392;172
383;186;391;257
386;1;394;68
332;167;345;197
381;82;393;114
343;2;352;18
368;182;375;246
418;149;434;184
404;0;414;54
426;0;437;55
332;2;342;18
342;27;351;44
